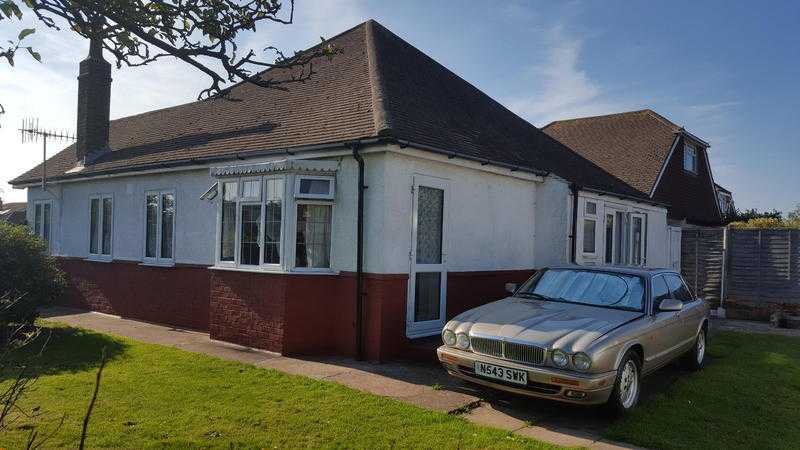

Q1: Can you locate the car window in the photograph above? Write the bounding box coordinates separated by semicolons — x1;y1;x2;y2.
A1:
665;275;693;302
520;269;645;311
651;276;671;309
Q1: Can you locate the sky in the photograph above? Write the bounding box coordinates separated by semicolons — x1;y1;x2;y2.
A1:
1;1;798;213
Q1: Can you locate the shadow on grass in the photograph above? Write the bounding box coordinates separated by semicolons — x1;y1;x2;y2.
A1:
1;325;128;381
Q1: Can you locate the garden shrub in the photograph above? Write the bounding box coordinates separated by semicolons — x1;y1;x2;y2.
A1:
728;218;800;229
0;222;65;335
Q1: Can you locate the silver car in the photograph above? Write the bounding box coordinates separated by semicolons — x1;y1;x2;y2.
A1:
437;266;709;413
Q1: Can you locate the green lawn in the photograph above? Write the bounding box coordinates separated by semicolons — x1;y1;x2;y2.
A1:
605;331;800;450
1;324;560;449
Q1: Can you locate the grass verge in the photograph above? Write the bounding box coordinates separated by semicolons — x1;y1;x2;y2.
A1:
1;324;563;449
605;330;800;449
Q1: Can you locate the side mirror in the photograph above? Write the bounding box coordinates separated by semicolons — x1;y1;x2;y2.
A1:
659;298;684;312
505;283;518;294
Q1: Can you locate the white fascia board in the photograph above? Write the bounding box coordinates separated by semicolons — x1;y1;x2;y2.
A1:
649;134;681;198
385;144;545;182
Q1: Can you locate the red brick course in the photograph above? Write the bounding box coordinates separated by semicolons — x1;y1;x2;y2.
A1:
55;258;534;361
57;258;210;330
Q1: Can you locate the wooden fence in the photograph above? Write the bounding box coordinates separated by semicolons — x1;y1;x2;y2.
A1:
681;227;800;320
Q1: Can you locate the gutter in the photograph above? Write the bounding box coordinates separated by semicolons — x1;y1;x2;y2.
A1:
580;186;670;208
351;142;367;361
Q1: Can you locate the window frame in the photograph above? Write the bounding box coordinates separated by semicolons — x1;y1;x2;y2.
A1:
294;175;335;200
214;175;291;271
32;200;53;253
88;193;113;261
582;217;597;255
292;199;334;272
142;189;177;266
683;143;698;174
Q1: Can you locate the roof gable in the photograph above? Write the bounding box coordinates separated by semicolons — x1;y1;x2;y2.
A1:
11;20;647;201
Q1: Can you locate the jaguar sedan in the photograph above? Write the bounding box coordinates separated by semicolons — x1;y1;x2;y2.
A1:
437;266;709;413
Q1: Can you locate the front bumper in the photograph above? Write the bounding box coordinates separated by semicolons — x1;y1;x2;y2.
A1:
437;346;617;405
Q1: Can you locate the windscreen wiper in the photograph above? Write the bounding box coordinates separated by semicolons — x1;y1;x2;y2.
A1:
515;292;553;301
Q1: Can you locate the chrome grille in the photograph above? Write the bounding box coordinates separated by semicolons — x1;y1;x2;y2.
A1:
504;341;545;365
470;337;503;358
470;336;545;365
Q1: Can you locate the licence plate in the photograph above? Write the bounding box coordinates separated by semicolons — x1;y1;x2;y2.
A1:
474;361;528;385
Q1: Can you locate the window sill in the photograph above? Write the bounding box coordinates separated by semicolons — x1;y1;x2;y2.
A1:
85;256;113;263
209;265;338;276
139;261;175;268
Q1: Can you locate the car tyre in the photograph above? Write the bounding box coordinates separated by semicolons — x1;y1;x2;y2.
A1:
606;350;641;415
684;327;707;371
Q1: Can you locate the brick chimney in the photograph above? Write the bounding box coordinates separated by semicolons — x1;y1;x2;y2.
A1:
75;36;111;164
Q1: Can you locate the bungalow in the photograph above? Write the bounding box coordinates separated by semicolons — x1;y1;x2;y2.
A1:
10;20;671;360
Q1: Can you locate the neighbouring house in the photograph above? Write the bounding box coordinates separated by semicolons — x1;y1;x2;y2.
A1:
9;20;672;360
715;183;735;216
543;110;723;228
0;202;27;225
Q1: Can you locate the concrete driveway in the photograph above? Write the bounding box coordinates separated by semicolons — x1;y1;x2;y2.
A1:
41;307;652;449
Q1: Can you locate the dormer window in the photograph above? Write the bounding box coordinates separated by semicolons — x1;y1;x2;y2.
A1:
683;144;698;174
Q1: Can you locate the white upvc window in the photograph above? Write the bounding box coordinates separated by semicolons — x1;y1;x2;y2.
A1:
582;218;597;254
294;200;333;270
88;194;113;260
294;175;335;200
143;190;176;265
33;200;53;252
683;143;698;174
216;176;286;269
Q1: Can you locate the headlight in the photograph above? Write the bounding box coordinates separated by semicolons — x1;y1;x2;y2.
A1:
552;349;569;367
573;352;592;371
456;333;470;350
442;329;456;347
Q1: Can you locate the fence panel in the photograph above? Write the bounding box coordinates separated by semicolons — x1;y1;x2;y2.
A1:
660;227;799;320
681;228;725;307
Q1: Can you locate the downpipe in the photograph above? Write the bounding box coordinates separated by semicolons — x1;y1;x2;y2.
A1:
352;143;367;360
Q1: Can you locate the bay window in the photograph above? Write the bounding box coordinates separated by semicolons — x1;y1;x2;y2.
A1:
144;190;175;264
213;168;335;271
89;194;113;259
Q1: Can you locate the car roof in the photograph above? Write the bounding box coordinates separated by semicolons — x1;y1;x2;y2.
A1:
546;265;679;278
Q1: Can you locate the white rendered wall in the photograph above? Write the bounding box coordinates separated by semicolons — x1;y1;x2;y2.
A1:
533;176;572;268
27;169;218;265
366;149;540;274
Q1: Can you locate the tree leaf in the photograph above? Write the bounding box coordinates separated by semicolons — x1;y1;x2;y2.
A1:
26;47;40;62
18;28;35;41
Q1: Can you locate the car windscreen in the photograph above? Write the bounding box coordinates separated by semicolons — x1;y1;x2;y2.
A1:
517;269;645;311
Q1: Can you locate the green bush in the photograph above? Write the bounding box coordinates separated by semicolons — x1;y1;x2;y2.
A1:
0;222;66;332
729;218;800;229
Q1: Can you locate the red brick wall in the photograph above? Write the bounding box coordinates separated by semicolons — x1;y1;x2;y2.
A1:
57;258;210;330
56;258;534;361
209;270;288;353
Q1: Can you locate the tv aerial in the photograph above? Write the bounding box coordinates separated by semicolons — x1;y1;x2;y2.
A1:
20;118;75;190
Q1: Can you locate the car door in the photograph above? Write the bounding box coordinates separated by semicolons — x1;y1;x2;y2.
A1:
664;274;701;351
643;275;686;371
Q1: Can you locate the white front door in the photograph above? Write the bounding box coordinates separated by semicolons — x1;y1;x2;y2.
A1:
406;175;448;338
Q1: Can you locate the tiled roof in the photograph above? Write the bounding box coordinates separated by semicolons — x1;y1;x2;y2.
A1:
11;20;647;201
0;202;27;225
542;109;683;195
